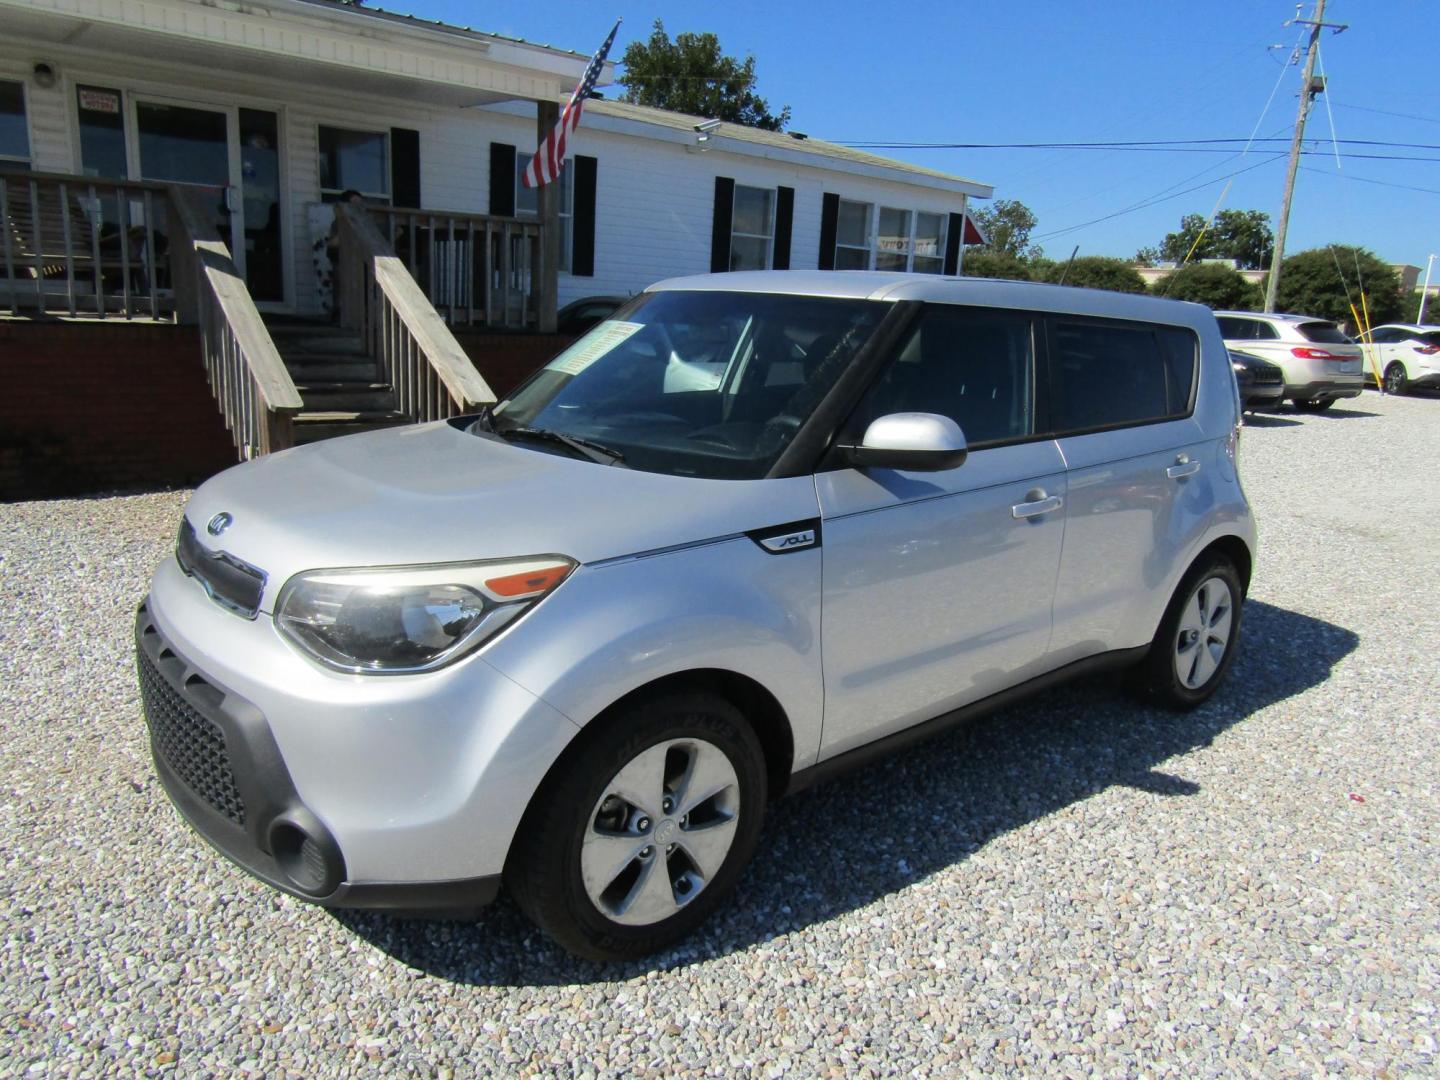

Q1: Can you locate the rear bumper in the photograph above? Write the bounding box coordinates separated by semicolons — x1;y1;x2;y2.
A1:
136;601;502;913
1286;378;1363;402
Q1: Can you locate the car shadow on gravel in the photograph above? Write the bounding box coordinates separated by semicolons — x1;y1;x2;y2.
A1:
1298;405;1380;420
335;599;1357;985
1243;413;1302;428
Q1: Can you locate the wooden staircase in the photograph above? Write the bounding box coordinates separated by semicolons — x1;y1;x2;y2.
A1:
263;321;410;445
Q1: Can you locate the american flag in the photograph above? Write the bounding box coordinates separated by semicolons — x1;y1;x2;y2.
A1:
521;19;620;189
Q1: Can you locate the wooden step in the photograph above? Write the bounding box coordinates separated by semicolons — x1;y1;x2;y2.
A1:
282;359;381;381
291;410;412;446
299;388;398;412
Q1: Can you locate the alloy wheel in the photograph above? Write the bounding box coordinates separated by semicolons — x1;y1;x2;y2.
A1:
1173;575;1234;690
580;738;741;926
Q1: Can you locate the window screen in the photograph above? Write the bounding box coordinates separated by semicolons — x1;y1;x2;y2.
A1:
847;305;1035;446
319;126;388;200
0;80;28;165
1050;320;1196;432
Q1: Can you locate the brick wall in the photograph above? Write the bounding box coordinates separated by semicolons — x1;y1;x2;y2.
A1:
1;321;237;500
453;331;574;397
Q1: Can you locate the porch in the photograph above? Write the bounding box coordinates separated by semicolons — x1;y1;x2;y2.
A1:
1;166;573;496
1;167;548;330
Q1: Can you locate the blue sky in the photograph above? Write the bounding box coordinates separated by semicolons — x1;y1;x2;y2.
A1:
408;0;1437;269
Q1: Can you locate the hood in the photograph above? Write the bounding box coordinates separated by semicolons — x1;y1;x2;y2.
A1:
181;422;817;613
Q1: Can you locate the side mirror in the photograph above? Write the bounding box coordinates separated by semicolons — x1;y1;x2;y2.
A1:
844;412;968;472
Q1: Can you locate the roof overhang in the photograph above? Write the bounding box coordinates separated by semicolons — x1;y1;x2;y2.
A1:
484;100;994;200
0;0;612;107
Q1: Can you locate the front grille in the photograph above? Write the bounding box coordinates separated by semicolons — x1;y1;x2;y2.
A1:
176;519;266;618
138;645;247;826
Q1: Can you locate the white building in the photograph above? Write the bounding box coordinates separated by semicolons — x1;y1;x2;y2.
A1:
2;0;992;323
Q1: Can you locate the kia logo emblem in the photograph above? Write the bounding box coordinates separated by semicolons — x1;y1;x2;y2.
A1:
207;512;234;537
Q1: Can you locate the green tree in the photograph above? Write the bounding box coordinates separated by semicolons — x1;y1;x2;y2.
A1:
619;20;790;131
972;199;1041;260
1274;246;1405;325
960;250;1033;281
1040;256;1148;294
1150;210;1274;270
1151;262;1262;310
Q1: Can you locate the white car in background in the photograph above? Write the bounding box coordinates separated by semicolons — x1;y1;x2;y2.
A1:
1355;323;1440;395
1214;311;1364;412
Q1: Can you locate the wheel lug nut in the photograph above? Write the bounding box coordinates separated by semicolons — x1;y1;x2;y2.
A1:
662;797;673;813
636;817;651;832
639;846;653;859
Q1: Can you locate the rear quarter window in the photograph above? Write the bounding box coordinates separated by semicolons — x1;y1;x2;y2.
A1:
1049;319;1197;434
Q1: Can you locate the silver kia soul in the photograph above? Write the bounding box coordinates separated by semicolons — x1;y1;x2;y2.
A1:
137;272;1256;960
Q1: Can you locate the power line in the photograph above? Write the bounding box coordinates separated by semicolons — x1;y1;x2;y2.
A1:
1333;102;1440;126
1299;165;1440;197
838;138;1440;151
1033;154;1287;243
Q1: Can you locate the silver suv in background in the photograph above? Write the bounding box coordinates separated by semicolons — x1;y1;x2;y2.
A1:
1215;311;1363;411
138;273;1256;960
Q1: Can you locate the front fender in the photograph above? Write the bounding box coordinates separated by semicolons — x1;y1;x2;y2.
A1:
481;536;825;771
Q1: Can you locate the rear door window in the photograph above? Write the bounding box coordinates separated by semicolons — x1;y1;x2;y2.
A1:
1047;318;1197;434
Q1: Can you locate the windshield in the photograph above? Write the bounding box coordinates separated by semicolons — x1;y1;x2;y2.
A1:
491;290;889;479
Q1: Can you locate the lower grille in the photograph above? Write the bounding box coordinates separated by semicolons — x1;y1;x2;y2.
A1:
138;645;247;826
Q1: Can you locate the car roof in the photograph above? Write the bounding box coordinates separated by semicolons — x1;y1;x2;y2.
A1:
1370;322;1440;333
1213;310;1337;324
647;271;1218;331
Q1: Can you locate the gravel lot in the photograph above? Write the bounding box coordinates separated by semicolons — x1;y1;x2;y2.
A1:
2;390;1437;1077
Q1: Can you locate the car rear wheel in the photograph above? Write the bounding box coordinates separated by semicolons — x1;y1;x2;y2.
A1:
507;691;766;961
1384;362;1409;395
1293;397;1335;412
1130;554;1244;711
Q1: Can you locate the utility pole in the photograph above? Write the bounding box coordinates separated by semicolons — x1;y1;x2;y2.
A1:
1418;254;1436;324
1263;1;1348;313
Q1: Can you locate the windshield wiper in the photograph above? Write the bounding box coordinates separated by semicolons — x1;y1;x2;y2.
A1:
492;424;627;466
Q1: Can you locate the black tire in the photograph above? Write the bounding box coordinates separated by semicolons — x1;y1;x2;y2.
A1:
1130;554;1244;711
507;691;767;962
1384;362;1409;396
1293;397;1335;412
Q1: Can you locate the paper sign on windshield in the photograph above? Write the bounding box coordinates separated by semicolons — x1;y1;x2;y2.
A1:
549;321;644;377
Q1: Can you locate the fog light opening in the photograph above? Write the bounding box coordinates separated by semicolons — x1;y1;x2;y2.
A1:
269;820;339;896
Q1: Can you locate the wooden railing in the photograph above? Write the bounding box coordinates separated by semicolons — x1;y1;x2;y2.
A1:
367;204;543;329
170;187;302;456
335;203;495;420
1;167;175;320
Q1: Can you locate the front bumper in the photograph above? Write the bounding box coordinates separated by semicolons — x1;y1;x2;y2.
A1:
138;555;583;905
1240;381;1285;408
1408;372;1440;389
137;603;501;912
1286;377;1363;402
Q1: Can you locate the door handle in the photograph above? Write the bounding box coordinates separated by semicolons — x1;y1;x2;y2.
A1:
1012;493;1063;519
1167;454;1201;480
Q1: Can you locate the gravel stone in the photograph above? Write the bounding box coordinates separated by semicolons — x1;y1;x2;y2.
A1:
1;391;1437;1076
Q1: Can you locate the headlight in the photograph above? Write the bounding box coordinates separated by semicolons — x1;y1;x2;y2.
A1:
274;556;574;673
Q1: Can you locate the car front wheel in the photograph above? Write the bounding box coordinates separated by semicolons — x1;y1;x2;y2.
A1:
1384;362;1410;395
508;691;767;961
